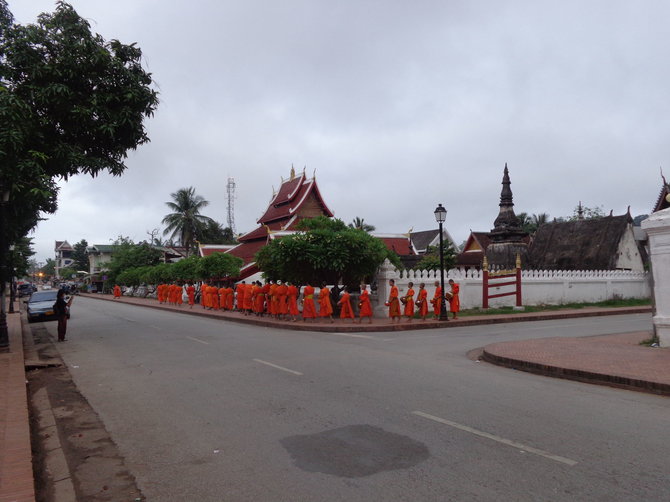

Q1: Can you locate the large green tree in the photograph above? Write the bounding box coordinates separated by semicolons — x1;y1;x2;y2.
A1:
162;187;215;255
72;239;89;271
255;216;397;288
105;238;162;287
0;1;158;345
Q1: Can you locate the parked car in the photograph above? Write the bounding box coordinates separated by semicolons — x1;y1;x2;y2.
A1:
26;290;70;323
18;283;36;297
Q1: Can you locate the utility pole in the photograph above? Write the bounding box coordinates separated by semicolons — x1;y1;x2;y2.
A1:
226;177;236;236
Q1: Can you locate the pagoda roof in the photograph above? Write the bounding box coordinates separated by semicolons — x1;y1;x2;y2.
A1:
372;233;417;256
256;172;334;224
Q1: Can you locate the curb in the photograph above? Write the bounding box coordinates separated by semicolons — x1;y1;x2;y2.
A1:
481;348;670;397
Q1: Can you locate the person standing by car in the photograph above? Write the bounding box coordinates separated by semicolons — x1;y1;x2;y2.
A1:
55;289;74;342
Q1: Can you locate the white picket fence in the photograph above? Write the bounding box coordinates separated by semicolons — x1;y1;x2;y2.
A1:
374;260;650;312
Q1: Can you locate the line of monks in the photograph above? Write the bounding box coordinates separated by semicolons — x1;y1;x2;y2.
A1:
386;279;460;323
155;281;375;323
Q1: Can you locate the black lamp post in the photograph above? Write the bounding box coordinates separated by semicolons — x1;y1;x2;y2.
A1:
434;204;449;321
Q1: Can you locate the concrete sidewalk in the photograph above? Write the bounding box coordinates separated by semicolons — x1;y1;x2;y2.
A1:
0;303;35;502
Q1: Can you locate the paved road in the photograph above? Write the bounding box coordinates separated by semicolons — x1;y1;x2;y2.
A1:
46;297;667;501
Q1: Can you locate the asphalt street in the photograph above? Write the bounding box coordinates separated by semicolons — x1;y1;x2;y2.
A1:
46;297;667;501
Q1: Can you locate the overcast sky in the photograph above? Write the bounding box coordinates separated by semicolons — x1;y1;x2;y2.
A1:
9;0;669;264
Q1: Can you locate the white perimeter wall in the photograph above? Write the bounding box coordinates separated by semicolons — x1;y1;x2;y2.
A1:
374;260;650;312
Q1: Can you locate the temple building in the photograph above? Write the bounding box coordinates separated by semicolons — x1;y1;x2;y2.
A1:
484;164;529;269
222;168;335;279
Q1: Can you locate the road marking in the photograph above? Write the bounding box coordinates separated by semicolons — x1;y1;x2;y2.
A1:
324;332;377;339
253;359;303;375
186;336;209;345
412;411;578;466
149;325;161;330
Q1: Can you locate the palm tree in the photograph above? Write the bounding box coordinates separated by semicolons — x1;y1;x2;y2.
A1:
162;187;215;256
349;216;376;233
532;213;550;227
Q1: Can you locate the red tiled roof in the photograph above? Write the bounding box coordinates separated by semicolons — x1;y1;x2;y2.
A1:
199;245;236;257
238;221;285;243
257;176;334;224
379;237;415;256
226;240;267;265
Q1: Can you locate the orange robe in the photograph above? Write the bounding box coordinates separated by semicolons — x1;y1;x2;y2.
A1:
449;283;460;313
244;283;254;311
113;285;121;298
226;287;234;310
176;285;183;305
200;284;207;308
261;284;271;313
218;287;226;309
431;286;442;316
268;284;278;315
338;292;354;319
403;288;415;317
359;289;372;318
253;284;264;313
318;287;333;317
276;284;288;315
302;286;317;318
388;286;401;318
210;285;219;309
235;284;244;310
417;288;428;317
187;285;196;305
287;285;299;316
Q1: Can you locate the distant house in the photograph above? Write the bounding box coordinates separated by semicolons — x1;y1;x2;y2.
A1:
54;241;74;278
87;244;117;276
410;229;459;254
527;213;645;271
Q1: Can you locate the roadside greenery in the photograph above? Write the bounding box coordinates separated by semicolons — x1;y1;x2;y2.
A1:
255;216;399;287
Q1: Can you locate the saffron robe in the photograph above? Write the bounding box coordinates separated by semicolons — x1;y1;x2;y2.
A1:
359;289;373;318
318;287;333;317
403;288;415;317
338;292;354;319
302;286;317;318
244;283;254;311
417;288;428;317
388;285;401;318
235;284;245;310
187;285;196;305
276;284;288;315
113;285;121;298
431;286;442;316
449;283;460;313
287;285;299;316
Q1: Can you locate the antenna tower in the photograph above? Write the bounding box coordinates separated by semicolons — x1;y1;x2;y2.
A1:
226;177;236;235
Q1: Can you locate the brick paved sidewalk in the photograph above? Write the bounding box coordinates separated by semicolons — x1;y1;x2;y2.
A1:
0;303;35;502
482;332;670;396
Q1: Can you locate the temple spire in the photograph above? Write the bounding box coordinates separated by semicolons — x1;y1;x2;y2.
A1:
499;163;514;207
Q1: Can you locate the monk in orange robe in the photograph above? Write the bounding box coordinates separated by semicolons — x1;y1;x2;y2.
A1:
358;284;373;323
113;285;122;299
244;282;254;314
176;284;184;306
287;283;299;321
403;282;415;321
268;281;278;317
209;284;218;310
431;281;442;319
168;284;177;304
253;282;264;315
276;281;288;319
235;282;245;311
337;286;354;321
302;284;317;320
448;279;460;319
318;283;334;322
226;285;234;310
219;286;228;310
187;283;196;308
416;283;428;321
387;279;401;322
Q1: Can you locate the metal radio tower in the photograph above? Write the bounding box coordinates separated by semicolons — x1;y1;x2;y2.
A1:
226;177;236;235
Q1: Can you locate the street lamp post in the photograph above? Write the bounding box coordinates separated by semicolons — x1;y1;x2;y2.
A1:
434;204;449;321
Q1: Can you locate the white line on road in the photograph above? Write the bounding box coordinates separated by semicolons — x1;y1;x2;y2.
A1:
186;336;210;345
253;359;303;375
412;411;578;466
324;332;377;339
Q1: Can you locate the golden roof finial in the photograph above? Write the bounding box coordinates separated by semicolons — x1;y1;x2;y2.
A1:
290;164;295;180
482;256;489;271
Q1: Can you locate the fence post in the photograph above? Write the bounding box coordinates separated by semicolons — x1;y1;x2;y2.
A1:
482;256;489;309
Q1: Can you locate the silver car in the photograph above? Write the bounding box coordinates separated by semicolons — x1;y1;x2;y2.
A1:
26;290;70;323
